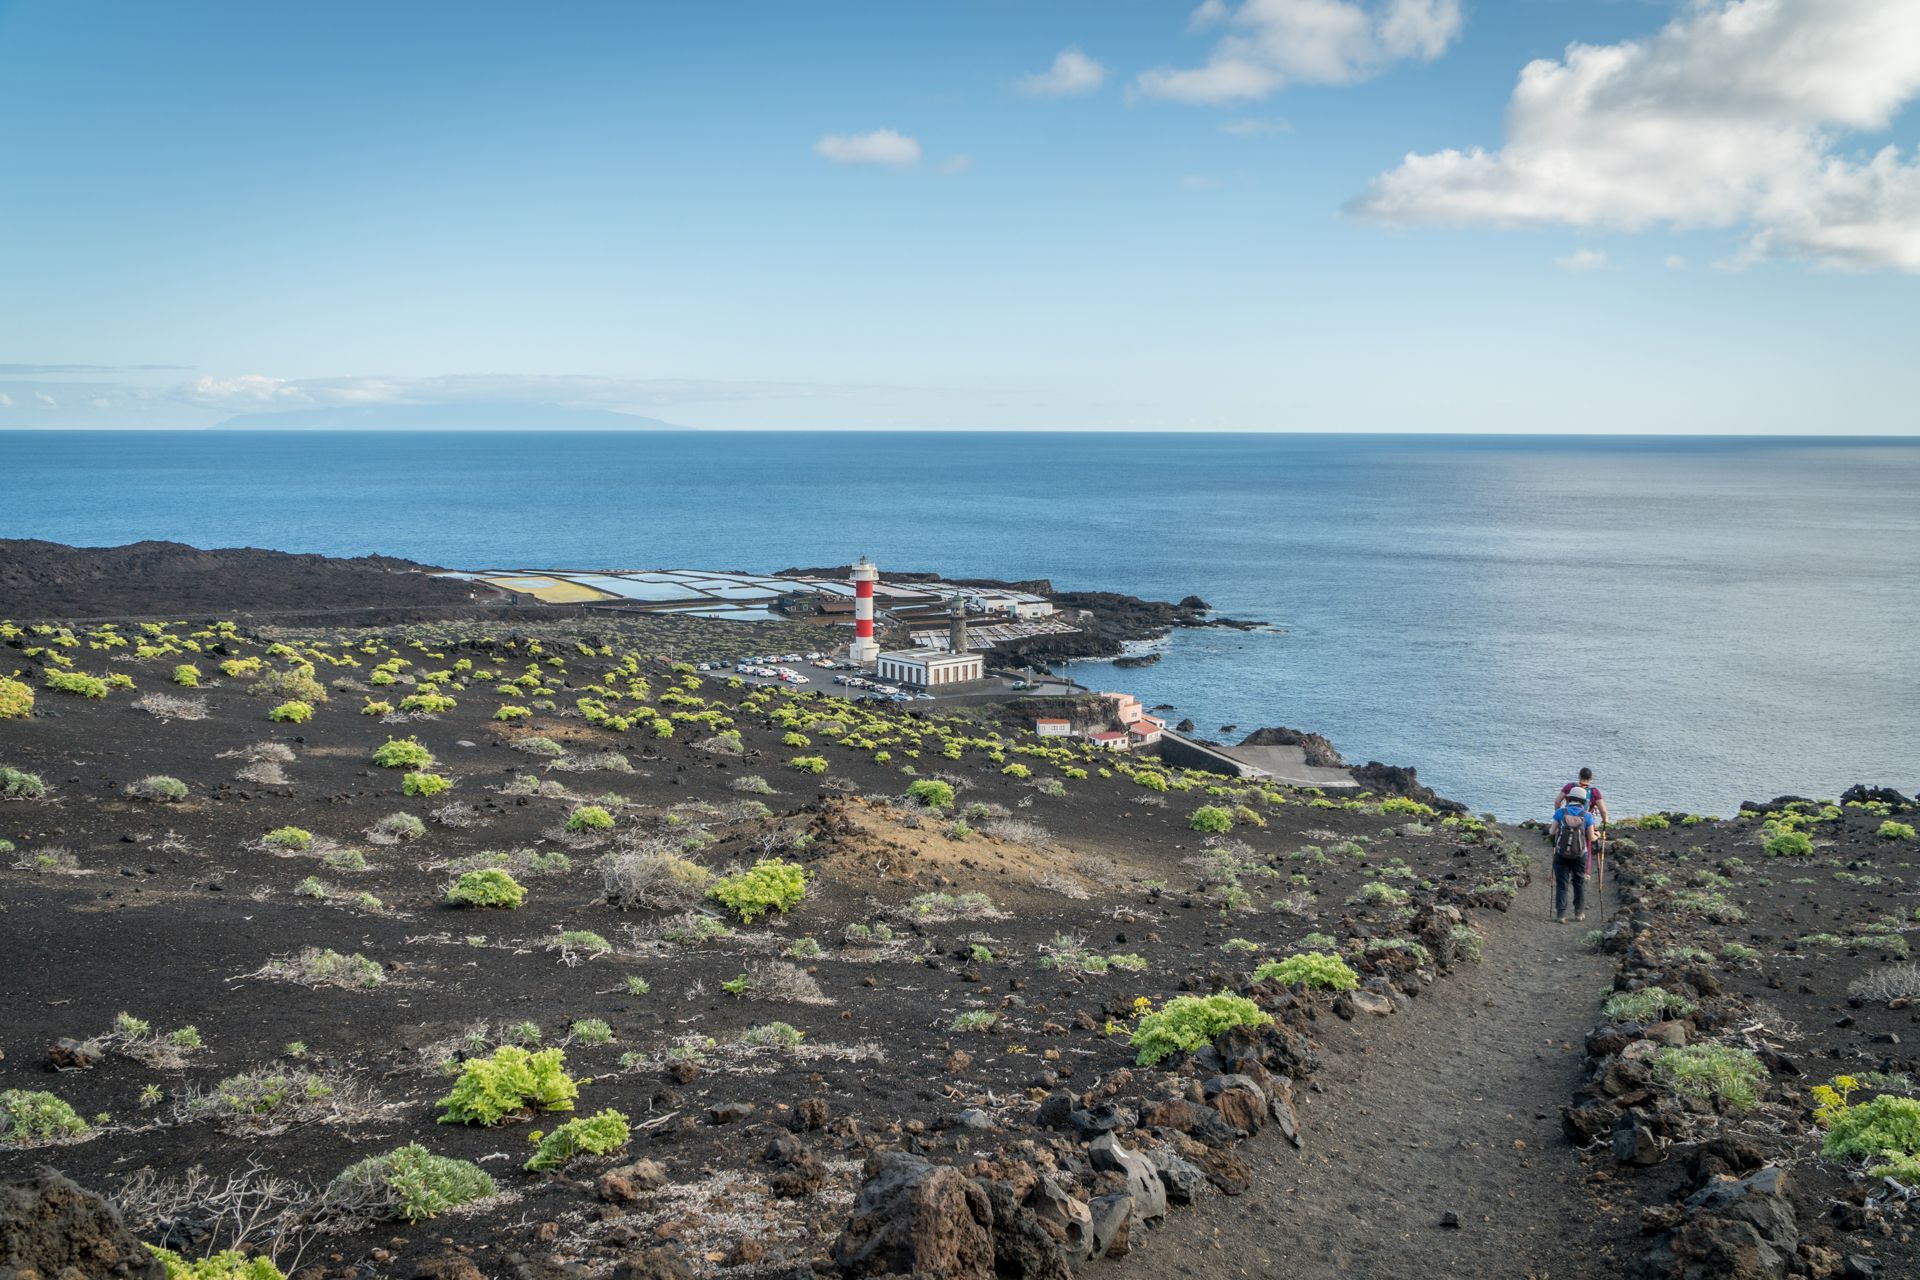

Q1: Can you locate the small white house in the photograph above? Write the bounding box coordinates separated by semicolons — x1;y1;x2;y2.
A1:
1034;718;1073;737
875;649;984;688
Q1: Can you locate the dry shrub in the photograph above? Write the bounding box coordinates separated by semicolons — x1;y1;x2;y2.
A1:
136;692;208;721
747;960;829;1005
603;846;713;910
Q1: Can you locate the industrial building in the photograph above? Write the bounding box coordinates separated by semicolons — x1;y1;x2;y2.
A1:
874;649;985;687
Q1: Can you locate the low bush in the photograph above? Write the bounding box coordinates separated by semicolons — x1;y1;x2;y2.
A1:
0;677;34;718
1764;830;1815;857
324;1143;496;1222
126;775;189;802
524;1108;630;1171
249;667;328;703
1253;951;1359;991
267;700;314;724
2;767;48;800
263;826;313;850
603;850;711;909
398;690;457;714
494;705;532;721
708;858;809;923
44;670;108;699
907;779;955;808
1603;986;1696;1023
372;737;435;769
436;1046;578;1126
1651;1043;1767;1111
147;1247;287;1280
1132;994;1273;1067
171;664;200;688
742;1021;805;1050
1188;805;1234;833
448;869;527;909
1880;821;1918;842
566;805;615;833
790;755;828;775
1822;1093;1920;1176
403;771;453;798
0;1088;89;1143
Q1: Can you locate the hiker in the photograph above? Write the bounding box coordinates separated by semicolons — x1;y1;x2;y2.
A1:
1556;767;1610;826
1551;786;1598;923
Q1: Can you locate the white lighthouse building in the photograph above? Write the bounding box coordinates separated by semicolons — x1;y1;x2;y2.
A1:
848;557;881;666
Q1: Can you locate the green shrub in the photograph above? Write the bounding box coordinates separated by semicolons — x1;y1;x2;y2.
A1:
566;805;615;832
1132;994;1273;1067
44;670;108;699
1002;763;1031;779
249;667;328;703
268;699;314;724
403;771;453;798
1823;1093;1920;1175
147;1247;287;1280
570;1018;614;1046
790;755;828;774
525;1107;630;1171
551;930;612;956
324;1143;495;1222
1604;986;1696;1023
1764;830;1815;857
907;779;955;808
1380;796;1436;816
263;826;313;850
1133;771;1169;792
2;766;48;800
494;705;532;721
361;699;394;716
171;664;201;688
0;677;34;718
1253;951;1359;991
1188;806;1234;834
0;1088;89;1143
709;858;809;923
399;690;457;714
1879;821;1917;842
742;1021;805;1050
1651;1043;1767;1110
1635;814;1671;830
372;736;435;769
448;869;526;909
436;1046;579;1126
127;774;189;802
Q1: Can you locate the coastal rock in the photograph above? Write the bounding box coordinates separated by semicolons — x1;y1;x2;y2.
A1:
833;1153;994;1280
0;1170;165;1280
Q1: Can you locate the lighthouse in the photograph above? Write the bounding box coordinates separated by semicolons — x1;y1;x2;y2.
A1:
848;557;880;666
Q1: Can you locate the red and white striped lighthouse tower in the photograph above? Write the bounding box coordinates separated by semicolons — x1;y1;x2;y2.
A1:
848;557;880;666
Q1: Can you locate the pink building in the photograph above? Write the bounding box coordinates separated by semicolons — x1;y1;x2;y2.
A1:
1100;692;1143;725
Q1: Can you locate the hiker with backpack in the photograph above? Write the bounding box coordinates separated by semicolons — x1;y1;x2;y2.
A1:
1555;767;1610;827
1551;786;1599;923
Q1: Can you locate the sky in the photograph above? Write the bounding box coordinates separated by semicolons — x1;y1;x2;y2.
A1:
2;0;1917;434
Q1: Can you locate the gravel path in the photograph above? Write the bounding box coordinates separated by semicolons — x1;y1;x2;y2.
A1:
1133;848;1627;1279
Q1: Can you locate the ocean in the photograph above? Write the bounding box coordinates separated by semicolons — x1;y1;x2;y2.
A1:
3;430;1916;819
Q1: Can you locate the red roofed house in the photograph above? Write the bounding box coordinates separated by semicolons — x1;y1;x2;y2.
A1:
1127;715;1164;747
1088;730;1130;750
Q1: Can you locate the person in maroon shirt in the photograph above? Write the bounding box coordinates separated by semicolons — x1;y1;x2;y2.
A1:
1558;767;1610;827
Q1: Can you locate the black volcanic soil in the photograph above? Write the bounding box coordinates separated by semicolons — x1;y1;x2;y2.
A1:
1554;797;1920;1279
0;540;483;619
1;613;1533;1280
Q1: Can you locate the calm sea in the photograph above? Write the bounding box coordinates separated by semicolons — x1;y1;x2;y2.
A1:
3;430;1916;819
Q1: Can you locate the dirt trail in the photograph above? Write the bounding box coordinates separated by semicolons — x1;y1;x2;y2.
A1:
1134;848;1625;1279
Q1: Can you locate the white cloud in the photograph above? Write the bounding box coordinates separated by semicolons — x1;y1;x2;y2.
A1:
1555;248;1609;273
938;154;975;175
0;392;13;408
1665;254;1688;271
1019;46;1108;96
175;373;868;413
813;129;922;167
1134;0;1463;103
34;392;57;407
1350;0;1920;272
1219;117;1290;135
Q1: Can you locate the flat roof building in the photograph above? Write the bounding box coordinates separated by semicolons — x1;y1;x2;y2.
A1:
875;649;985;688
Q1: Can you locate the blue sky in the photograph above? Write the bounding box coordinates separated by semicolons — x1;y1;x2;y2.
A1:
2;0;1916;433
